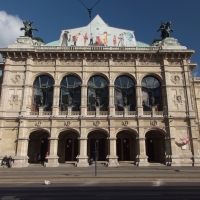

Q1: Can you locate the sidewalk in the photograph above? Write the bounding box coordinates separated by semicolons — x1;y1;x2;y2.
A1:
1;165;200;183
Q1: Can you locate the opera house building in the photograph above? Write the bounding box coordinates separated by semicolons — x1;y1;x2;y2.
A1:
0;15;199;167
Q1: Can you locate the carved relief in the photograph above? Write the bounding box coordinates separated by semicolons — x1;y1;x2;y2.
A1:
11;74;22;84
64;121;71;126
139;61;160;66
114;60;135;66
12;60;26;65
60;60;82;66
171;74;180;84
33;60;55;65
122;121;128;126
176;96;182;103
168;61;181;66
87;60;108;66
150;120;157;126
11;95;18;104
93;121;100;126
35;121;41;127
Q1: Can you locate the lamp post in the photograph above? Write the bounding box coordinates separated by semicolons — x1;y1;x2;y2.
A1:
95;139;98;176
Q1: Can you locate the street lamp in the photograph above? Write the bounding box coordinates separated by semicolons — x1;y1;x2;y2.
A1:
95;139;98;176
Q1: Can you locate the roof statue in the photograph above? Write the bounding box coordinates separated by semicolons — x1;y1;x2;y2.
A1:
157;21;173;40
20;20;38;38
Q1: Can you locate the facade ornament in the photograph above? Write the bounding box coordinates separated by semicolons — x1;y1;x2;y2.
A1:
87;60;108;66
150;120;157;126
157;21;173;40
64;121;71;126
35;121;41;127
11;74;22;84
60;60;82;66
176;96;182;103
93;121;100;126
122;121;128;126
171;74;180;84
11;95;18;104
33;59;55;65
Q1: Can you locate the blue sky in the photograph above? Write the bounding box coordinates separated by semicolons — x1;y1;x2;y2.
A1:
1;0;200;74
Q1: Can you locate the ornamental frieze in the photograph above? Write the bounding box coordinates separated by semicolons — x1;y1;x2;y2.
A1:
11;60;26;65
138;61;160;66
87;60;108;66
33;59;55;65
60;60;82;66
114;60;135;66
168;61;181;66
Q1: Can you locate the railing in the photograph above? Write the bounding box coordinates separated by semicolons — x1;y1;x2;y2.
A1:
99;111;108;115
42;111;52;115
128;111;136;115
59;111;68;115
115;111;124;115
143;111;152;116
71;111;80;115
154;111;163;115
87;111;96;115
30;111;39;115
0;46;160;52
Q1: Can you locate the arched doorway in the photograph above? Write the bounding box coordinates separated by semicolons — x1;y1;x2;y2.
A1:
145;130;165;163
87;131;108;162
116;131;137;162
28;131;49;163
58;131;79;163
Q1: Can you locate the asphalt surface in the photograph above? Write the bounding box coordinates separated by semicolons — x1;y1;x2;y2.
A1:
1;182;200;200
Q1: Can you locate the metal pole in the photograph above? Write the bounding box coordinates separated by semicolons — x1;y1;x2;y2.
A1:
95;140;97;176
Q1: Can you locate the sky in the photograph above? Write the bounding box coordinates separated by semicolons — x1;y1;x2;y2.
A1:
0;0;200;75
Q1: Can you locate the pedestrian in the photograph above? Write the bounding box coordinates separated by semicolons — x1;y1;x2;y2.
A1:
1;155;8;168
43;151;49;167
37;153;41;163
89;158;94;165
7;156;13;168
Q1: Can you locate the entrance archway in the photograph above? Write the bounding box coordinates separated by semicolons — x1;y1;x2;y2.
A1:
58;130;79;163
87;130;108;161
116;131;137;162
145;130;165;163
28;131;49;163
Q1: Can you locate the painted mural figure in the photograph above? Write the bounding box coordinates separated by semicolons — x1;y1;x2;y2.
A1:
82;33;88;46
118;34;124;46
113;35;117;46
62;31;69;46
95;36;103;46
89;33;94;45
73;32;81;46
99;31;111;45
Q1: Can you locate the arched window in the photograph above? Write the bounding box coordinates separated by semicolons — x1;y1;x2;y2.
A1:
60;75;81;111
114;76;136;111
32;75;54;111
87;75;108;111
142;76;162;111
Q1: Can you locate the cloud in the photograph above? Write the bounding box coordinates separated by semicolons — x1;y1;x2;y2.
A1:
0;11;23;48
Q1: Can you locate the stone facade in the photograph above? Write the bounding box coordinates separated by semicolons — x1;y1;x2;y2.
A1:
0;36;199;168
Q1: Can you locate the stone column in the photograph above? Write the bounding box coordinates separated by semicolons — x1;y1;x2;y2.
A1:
76;137;89;167
52;85;60;116
107;137;119;167
138;137;149;166
0;61;10;116
80;84;87;116
96;107;100;116
21;58;32;116
46;137;59;167
136;85;143;116
108;84;115;116
14;118;29;167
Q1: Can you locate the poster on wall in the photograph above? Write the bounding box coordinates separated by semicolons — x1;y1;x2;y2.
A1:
58;15;137;47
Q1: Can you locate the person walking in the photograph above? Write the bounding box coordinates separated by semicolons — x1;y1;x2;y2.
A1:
7;156;13;168
2;155;8;168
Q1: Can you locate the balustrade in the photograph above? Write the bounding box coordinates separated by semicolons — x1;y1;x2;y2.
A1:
59;111;68;115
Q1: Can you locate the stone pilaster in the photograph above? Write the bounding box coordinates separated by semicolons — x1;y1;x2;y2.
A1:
135;85;143;116
80;84;87;116
76;137;89;167
52;85;60;116
107;137;119;167
108;84;115;116
45;137;59;167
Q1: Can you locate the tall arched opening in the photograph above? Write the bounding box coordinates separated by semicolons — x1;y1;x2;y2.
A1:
141;76;162;111
59;75;81;112
87;75;109;112
58;130;79;163
114;75;136;111
145;130;166;163
87;130;108;163
116;130;137;163
27;131;49;163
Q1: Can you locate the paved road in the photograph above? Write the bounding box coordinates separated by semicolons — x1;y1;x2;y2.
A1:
0;182;200;200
